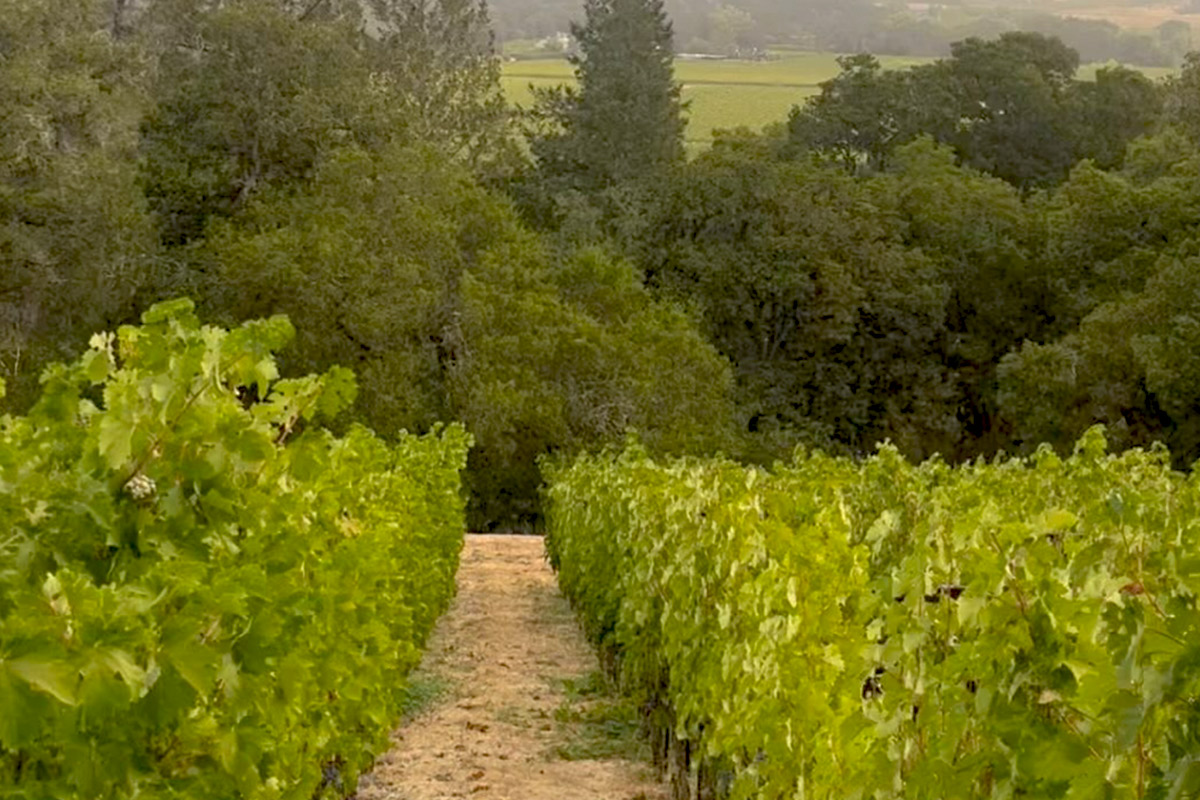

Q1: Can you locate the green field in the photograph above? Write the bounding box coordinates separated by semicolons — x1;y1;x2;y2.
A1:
501;52;933;149
502;51;1177;151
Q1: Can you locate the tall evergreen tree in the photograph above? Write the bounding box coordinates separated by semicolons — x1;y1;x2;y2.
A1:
529;0;685;192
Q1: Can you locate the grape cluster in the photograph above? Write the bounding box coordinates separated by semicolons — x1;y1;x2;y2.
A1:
125;473;156;501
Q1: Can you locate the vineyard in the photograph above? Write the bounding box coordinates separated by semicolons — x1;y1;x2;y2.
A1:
9;0;1200;796
10;299;1200;800
0;300;470;799
545;435;1200;799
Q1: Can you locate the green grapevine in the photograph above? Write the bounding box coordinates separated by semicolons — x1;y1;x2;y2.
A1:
545;432;1200;799
0;299;471;799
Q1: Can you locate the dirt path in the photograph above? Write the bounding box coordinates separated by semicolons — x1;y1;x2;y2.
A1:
357;534;666;800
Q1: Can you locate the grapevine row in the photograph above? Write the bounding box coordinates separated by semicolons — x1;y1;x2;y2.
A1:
544;435;1200;799
0;300;471;799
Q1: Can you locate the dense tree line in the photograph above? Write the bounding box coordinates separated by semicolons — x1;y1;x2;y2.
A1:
5;0;1200;528
517;22;1200;478
788;34;1163;188
1;0;730;529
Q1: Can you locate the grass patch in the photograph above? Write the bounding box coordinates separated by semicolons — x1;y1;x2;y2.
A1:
494;705;531;728
501;51;934;87
399;672;451;721
500;74;812;150
683;83;815;147
549;671;647;762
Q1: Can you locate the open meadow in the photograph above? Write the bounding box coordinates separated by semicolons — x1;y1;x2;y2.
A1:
502;50;1177;150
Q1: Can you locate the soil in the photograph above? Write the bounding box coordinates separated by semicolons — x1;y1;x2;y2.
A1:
356;534;666;800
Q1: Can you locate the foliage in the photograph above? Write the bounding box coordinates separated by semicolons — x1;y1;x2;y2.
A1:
789;32;1161;188
999;254;1200;464
875;139;1040;450
0;299;470;798
605;144;959;460
944;32;1083;187
369;0;516;173
139;0;514;246
139;0;393;245
995;137;1200;466
786;54;949;172
198;145;506;436
0;0;156;410
1164;51;1200;143
527;0;686;194
200;145;733;529
9;0;1200;535
454;244;735;527
559;89;1200;468
546;429;1200;799
1070;66;1163;171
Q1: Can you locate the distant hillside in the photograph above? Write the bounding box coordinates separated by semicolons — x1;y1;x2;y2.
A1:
488;0;1195;67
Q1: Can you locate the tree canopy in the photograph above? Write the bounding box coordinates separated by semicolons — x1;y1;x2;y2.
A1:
7;0;1200;526
0;0;155;407
790;32;1163;188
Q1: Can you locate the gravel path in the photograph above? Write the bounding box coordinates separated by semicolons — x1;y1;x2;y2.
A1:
356;534;665;800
